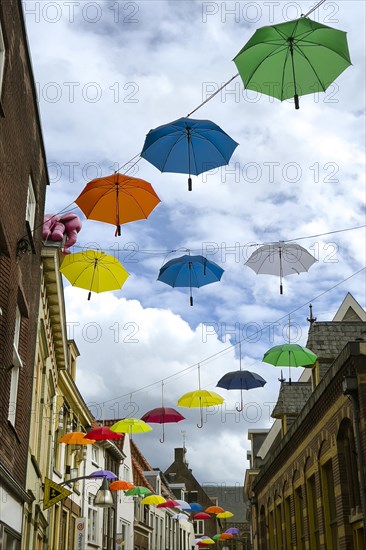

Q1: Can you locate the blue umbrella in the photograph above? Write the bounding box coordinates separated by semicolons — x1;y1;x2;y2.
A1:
141;117;238;191
158;254;224;306
188;503;203;512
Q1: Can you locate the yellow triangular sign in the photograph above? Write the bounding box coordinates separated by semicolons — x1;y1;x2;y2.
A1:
43;477;72;510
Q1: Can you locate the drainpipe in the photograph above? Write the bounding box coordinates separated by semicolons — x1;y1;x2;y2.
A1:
343;368;366;544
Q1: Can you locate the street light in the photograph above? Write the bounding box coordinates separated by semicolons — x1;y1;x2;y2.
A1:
60;475;114;508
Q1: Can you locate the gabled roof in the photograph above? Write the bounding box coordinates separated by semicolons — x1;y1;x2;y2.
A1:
272;382;312;419
332;292;366;321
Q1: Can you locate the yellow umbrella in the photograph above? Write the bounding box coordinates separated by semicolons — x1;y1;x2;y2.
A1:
58;432;95;445
216;511;234;519
110;418;152;438
177;366;224;428
59;250;129;300
140;495;166;506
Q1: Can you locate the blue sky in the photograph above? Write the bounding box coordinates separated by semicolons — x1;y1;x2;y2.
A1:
24;0;365;485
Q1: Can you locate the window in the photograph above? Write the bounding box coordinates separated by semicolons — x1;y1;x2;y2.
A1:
0;18;5;94
194;520;204;536
8;305;23;425
88;494;98;543
320;460;338;548
306;474;320;549
294;486;305;550
92;446;99;466
26;176;36;231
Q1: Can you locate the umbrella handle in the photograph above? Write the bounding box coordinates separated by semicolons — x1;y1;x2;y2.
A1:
188;177;192;191
294;94;299;110
115;225;121;237
197;407;204;429
159;423;165;443
190;296;193;306
280;283;283;295
88;291;91;300
236;389;244;412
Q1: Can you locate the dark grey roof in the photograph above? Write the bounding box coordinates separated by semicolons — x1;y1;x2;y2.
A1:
272;382;313;419
306;321;366;363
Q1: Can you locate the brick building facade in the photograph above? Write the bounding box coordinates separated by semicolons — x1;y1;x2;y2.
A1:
0;0;48;544
245;295;366;550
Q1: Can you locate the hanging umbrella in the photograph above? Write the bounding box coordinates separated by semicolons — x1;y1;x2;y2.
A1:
245;242;317;294
157;500;180;508
141;381;185;443
216;511;234;519
158;253;224;305
59;250;129;300
194;512;211;520
172;513;189;521
225;527;240;535
234;16;351;109
141;117;238;190
175;500;191;510
75;173;161;236
205;506;225;514
140;495;166;506
58;432;95;445
110;418;152;438
125;486;152;497
188;503;204;512
263;343;317;383
89;470;117;480
219;533;234;540
178;365;224;428
85;426;123;441
109;480;134;491
217;342;266;412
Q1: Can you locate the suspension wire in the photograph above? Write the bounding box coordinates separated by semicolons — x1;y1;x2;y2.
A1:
186;74;240;118
302;0;328;18
94;267;365;407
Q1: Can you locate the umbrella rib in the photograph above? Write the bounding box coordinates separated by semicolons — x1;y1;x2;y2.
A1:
158;134;188;172
190;132;234;168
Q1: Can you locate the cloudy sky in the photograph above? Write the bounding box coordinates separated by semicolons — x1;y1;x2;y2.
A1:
24;0;365;487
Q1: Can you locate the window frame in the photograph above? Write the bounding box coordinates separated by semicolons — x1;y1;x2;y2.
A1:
26;175;36;231
0;17;5;95
8;305;23;425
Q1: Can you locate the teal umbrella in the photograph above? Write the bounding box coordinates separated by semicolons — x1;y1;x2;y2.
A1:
234;16;351;109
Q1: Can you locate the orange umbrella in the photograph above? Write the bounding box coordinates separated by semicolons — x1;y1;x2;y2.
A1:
205;506;224;513
109;480;134;491
58;432;95;445
75;173;161;236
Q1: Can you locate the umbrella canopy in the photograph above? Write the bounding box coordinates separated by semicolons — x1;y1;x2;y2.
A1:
175;500;191;510
85;427;123;441
217;369;267;412
188;503;204;512
225;527;240;535
58;432;95;445
263;344;317;368
205;506;224;514
194;512;211;520
158;254;224;305
89;470;117;480
109;480;134;491
140;495;166;506
59;250;129;300
75;173;161;236
157;499;180;508
125;486;152;497
177;389;224;428
110;418;152;437
172;513;189;520
234;16;351;109
141;117;238;190
245;242;317;294
216;511;234;519
140;384;185;443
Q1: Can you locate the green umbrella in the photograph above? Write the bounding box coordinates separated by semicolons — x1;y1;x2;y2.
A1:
263;343;317;382
233;16;351;109
125;486;152;497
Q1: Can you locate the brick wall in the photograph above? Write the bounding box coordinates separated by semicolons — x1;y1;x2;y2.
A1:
0;0;48;489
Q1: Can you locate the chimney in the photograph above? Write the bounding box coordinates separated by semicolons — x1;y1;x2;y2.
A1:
174;448;185;463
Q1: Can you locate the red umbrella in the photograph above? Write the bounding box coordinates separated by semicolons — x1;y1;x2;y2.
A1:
157;499;180;508
194;512;211;520
141;382;185;443
85;427;123;441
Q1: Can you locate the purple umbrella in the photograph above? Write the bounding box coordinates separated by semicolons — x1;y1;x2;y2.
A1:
89;470;117;480
225;527;240;535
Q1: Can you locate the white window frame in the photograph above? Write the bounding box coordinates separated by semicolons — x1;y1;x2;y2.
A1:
194;520;204;536
8;306;23;425
88;494;98;544
91;445;99;466
26;175;36;230
0;19;5;94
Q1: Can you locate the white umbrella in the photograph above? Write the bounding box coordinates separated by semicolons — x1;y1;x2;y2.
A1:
245;242;317;294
